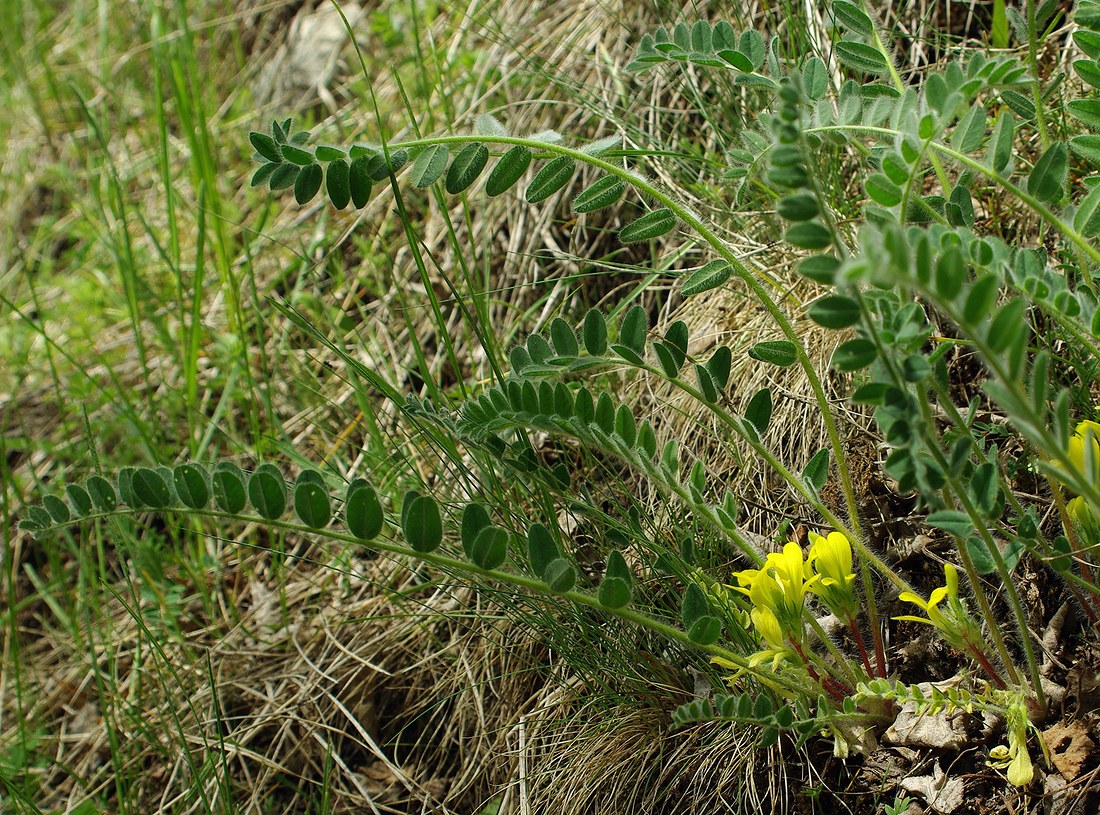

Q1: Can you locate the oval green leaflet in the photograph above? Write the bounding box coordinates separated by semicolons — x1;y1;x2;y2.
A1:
619;208;676;243
573;176;626;213
526;156;575;203
445;142;490;194
409;144;450;188
485;145;532;196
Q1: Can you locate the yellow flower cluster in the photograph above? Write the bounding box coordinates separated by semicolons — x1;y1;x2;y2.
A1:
727;532;859;667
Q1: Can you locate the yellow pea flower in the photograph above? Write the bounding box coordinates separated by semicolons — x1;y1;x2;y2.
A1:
1068;420;1100;482
733;541;819;635
1055;419;1100;495
747;606;797;671
895;562;983;655
807;530;859;620
991;697;1035;787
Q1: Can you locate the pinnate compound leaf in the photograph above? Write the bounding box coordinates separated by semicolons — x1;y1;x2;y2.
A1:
409;144;450;188
486;145;532;196
346;481;384;540
681;260;732;296
619;208;676;243
403;493;443;553
526;156;575;202
445;142;489;194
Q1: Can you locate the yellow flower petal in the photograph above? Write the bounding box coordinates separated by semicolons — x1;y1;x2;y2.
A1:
898;591;929;610
1007;745;1034;787
893;614;937;625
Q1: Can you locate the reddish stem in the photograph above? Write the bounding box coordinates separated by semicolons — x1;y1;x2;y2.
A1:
967;642;1008;689
848;618;878;679
791;638;852;701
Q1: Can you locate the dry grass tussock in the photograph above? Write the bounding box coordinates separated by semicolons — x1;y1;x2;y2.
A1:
1;0;1016;812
